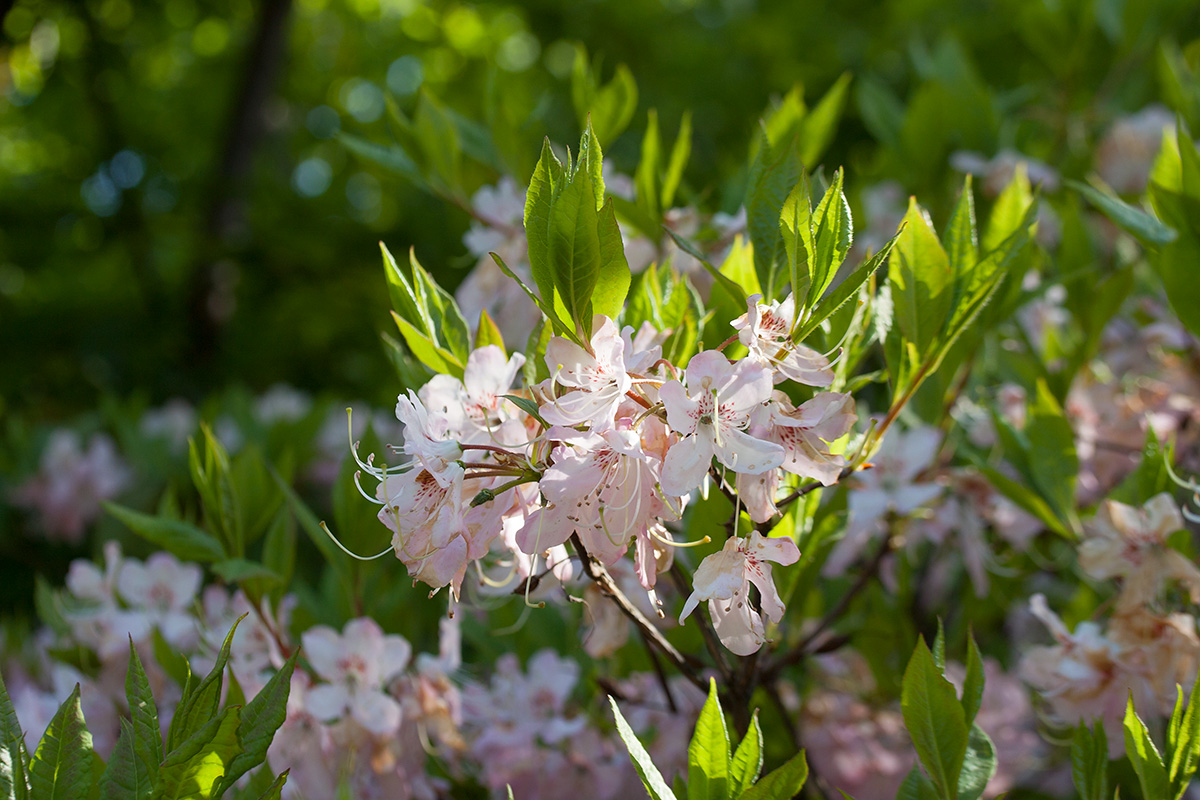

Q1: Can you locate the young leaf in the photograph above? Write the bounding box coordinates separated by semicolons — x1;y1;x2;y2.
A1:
1168;671;1200;795
746;129;801;300
956;725;997;800
807;168;853;309
795;71;852;167
943;176;978;277
99;720;151;800
1071;720;1109;800
29;684;94;800
727;712;763;799
792;228;900;342
157;707;243;800
255;771;289;800
961;631;985;726
780;170;815;303
475;310;505;354
1069;179;1177;247
687;679;730;800
168;617;244;752
593;199;632;320
662;111;692;210
900;637;968;800
1025;380;1078;532
0;669;31;800
1124;696;1170;800
126;643;162;785
216;651;298;795
548;163;602;336
896;767;940;800
608;697;677;800
636;109;662;224
103;504;226;563
525;138;566;311
737;750;808;800
888;198;953;360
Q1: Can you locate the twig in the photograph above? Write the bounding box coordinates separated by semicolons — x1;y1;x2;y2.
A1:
570;534;707;692
637;627;678;713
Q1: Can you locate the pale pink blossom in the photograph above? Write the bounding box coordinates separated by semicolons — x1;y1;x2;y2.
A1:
393;391;463;484
679;532;800;655
301;618;412;735
1079;493;1199;610
420;345;527;445
541;316;632;430
116;552;203;651
824;427;943;576
733;295;834;386
11;430;131;543
659;351;783;496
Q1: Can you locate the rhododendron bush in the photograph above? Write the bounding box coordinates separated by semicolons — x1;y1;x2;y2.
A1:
9;13;1200;800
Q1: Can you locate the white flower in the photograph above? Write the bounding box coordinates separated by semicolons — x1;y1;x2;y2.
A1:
301;618;412;735
680;532;800;656
732;295;834;387
659;351;783;496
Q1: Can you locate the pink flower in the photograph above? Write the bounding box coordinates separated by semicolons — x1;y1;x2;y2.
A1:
420;345;527;446
732;295;834;386
679;532;800;655
301;618;412;736
1079;493;1199;610
11;430;131;543
394;391;462;484
737;391;856;523
659;351;783;496
824;427;943;576
516;425;668;567
541;316;632;431
117;552;203;650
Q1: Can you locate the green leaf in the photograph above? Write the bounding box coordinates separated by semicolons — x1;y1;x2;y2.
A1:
608;697;677;800
796;72;852;167
664;229;746;309
932;619;946;673
897;768;941;800
956;725;996;800
793;229;899;342
489;253;579;344
1168;670;1200;794
548;163;602;336
1125;695;1170;800
780;171;815;304
475;310;505;353
104;504;226;563
413;90;462;191
392;313;461;376
29;685;94;800
961;632;985;726
1025;380;1078;531
738;750;808;800
338;134;425;188
1071;721;1109;800
807;168;853;309
100;720;153;800
168;618;244;753
746;129;801;300
728;712;763;799
901;638;968;800
126;643;162;787
0;669;31;800
572;50;638;147
662;111;692;210
593;199;632;320
215;652;297;795
524;138;566;316
944;176;978;277
157;707;242;800
254;771;288;800
888;198;953;359
1068;179;1177;247
636;109;662;224
211;560;282;588
687;679;730;800
501;395;548;428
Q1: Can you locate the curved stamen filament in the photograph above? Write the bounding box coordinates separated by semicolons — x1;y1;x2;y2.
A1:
354;471;387;505
649;526;710;548
318;521;394;561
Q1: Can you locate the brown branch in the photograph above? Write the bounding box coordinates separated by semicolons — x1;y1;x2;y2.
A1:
570;533;707;692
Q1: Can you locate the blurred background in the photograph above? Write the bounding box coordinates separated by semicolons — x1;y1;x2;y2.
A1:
3;0;1197;419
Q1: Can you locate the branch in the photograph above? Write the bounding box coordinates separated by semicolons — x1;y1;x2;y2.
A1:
570;533;707;692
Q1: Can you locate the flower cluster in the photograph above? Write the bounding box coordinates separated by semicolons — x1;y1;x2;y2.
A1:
1020;493;1200;753
357;291;858;655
